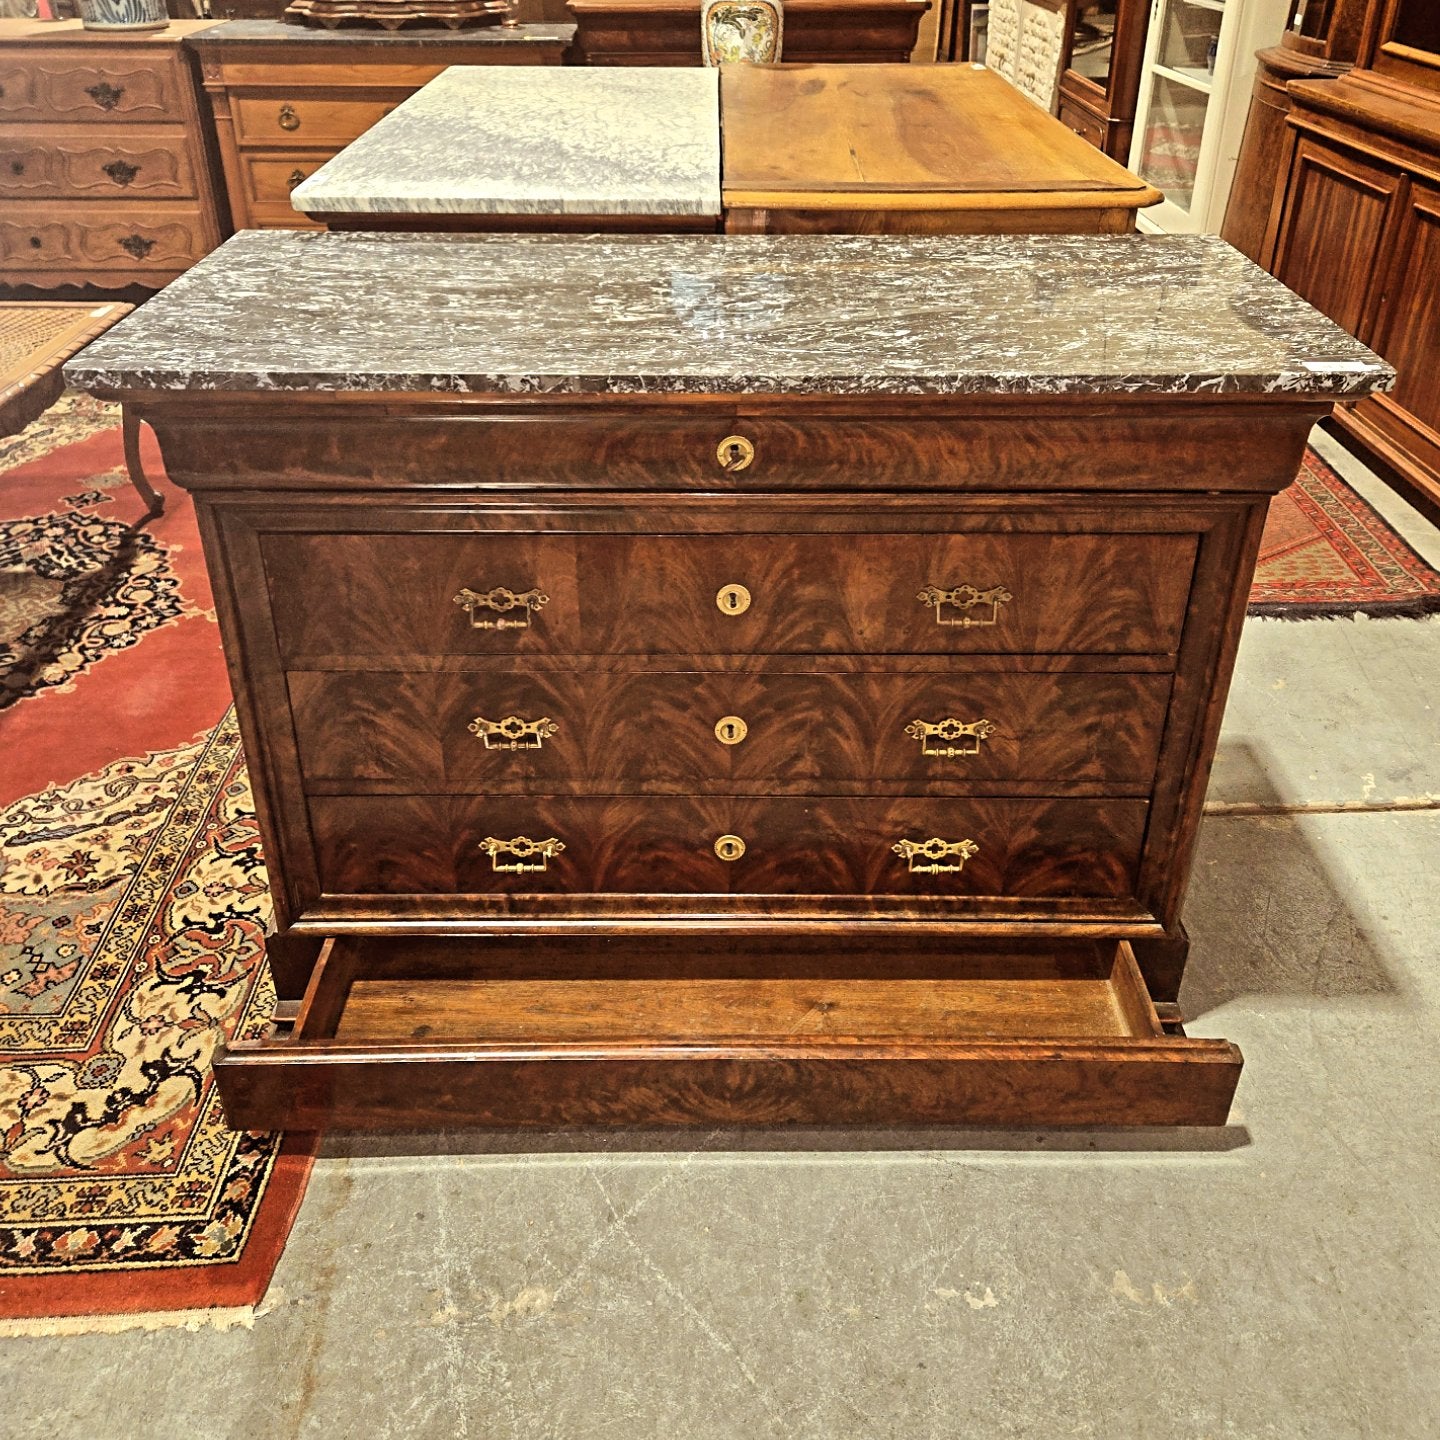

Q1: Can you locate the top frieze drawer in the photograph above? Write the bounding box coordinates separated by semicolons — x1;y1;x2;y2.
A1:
0;55;188;126
165;412;1305;496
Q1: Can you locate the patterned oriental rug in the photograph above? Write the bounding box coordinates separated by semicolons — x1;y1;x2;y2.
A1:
0;396;311;1322
0;405;1436;1322
1249;446;1440;619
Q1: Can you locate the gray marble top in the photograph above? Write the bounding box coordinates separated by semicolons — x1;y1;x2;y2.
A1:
65;230;1393;399
291;67;721;217
186;18;573;45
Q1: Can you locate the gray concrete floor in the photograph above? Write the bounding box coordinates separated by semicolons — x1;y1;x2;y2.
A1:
4;426;1439;1439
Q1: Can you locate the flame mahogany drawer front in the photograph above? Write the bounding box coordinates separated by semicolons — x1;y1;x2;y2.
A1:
265;528;1199;661
307;793;1149;901
290;668;1173;795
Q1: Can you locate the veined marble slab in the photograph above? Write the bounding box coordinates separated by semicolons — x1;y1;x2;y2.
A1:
290;66;722;218
65;230;1393;399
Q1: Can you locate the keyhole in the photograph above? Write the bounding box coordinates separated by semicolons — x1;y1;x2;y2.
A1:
11;161;23;175
714;715;748;745
715;583;752;615
714;834;747;862
715;435;755;472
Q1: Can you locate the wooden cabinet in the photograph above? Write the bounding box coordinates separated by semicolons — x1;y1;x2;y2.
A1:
1265;2;1440;511
1271;133;1401;333
565;0;929;64
1221;0;1372;262
1057;0;1152;161
64;229;1390;1133
189;19;571;231
0;19;226;291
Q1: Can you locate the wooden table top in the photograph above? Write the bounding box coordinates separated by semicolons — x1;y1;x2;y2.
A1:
720;64;1162;212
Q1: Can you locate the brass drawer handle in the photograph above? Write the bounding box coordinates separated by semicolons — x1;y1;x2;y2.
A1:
278;103;300;131
714;715;748;745
716;435;754;472
479;835;564;874
892;836;979;874
917;583;1013;628
905;717;996;758
714;834;747;861
85;82;124;111
103;159;140;187
454;585;548;630
287;168;306;190
118;234;155;259
716;583;751;616
468;714;557;751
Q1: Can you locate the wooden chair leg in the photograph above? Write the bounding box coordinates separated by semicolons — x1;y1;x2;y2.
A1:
121;407;164;517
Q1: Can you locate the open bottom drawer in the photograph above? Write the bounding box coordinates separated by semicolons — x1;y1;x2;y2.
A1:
216;937;1241;1130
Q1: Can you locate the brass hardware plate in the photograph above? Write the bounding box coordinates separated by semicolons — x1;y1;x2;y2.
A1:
454;585;549;630
478;835;564;874
892;836;979;874
716;435;755;472
904;717;997;758
714;834;747;861
716;583;752;616
917;583;1013;628
468;714;558;751
714;715;748;745
278;102;300;131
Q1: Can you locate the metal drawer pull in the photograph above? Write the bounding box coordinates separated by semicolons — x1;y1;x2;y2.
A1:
118;234;155;259
714;715;748;745
892;836;979;874
278;103;300;131
287;168;306;190
479;836;564;874
103;160;140;187
716;583;751;615
85;82;124;111
453;585;548;630
917;583;1013;628
468;714;558;751
905;717;996;758
716;435;754;472
714;834;747;861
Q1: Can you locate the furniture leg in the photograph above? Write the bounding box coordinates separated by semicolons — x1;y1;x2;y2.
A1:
122;408;165;517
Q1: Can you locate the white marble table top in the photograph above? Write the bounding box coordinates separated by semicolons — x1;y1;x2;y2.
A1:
290;66;722;219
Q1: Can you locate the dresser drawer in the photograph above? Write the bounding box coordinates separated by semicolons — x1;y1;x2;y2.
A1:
0;203;211;274
0;128;197;200
215;936;1242;1131
233;96;397;146
307;794;1148;900
291;668;1172;794
241;150;341;208
266;529;1197;660
0;55;188;125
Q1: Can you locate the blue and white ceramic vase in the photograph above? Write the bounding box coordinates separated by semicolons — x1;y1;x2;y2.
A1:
77;0;169;32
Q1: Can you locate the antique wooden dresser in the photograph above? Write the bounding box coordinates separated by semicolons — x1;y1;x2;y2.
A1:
187;19;572;231
0;19;228;291
66;231;1389;1132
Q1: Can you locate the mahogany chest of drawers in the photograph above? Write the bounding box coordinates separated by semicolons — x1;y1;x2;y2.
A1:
0;19;227;291
188;20;572;232
66;230;1390;1132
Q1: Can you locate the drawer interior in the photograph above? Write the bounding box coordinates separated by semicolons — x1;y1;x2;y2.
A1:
216;937;1242;1129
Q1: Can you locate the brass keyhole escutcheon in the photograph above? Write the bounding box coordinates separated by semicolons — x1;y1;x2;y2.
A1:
287;168;306;189
715;715;748;745
716;435;755;472
716;583;752;616
714;834;747;862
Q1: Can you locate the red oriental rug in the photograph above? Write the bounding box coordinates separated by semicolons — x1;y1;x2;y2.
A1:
0;395;312;1323
1248;446;1440;619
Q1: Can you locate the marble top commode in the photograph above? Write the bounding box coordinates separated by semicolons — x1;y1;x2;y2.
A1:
65;230;1392;399
290;67;722;219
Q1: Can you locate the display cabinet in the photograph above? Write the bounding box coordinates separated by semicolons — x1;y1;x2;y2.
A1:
1057;0;1151;159
1128;0;1289;232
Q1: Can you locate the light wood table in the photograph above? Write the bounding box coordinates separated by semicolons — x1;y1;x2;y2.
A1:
720;63;1163;234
